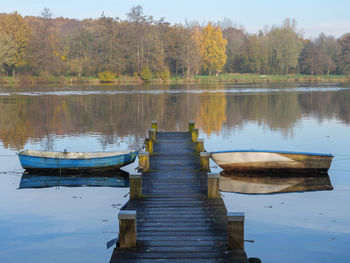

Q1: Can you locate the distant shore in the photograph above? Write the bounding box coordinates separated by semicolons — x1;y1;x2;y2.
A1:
0;74;349;86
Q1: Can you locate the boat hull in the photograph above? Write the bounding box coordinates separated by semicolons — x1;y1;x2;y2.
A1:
18;151;138;172
210;150;333;173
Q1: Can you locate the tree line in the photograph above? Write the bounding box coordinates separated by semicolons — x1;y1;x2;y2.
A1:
0;6;350;79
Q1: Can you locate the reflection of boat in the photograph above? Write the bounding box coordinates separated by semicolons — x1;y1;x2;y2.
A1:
210;150;333;173
219;172;333;194
19;170;129;189
18;150;138;172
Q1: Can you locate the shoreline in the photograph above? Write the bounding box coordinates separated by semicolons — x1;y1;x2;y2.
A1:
0;74;349;86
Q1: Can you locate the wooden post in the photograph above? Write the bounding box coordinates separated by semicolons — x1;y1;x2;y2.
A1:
149;128;156;141
200;152;210;172
188;121;195;132
207;173;220;198
192;128;199;142
196;138;204;153
227;212;245;250
129;173;142;199
118;210;137;248
145;138;153;155
151;121;158;132
138;152;149;172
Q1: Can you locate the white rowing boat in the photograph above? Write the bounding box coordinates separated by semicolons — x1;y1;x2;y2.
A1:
210;150;333;173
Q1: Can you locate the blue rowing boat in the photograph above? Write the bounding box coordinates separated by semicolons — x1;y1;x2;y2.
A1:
18;149;138;172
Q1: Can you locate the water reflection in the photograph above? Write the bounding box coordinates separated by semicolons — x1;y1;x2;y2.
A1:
0;84;350;263
0;84;349;150
18;170;129;189
220;172;333;194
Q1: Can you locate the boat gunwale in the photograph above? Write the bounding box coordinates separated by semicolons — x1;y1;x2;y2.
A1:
17;150;138;161
210;150;333;157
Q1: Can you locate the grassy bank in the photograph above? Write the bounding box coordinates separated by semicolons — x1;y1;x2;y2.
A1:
0;74;349;86
0;75;144;85
171;74;350;84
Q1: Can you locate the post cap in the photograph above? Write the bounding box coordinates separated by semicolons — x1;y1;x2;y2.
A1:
207;173;220;179
129;173;142;179
139;152;149;157
227;212;245;222
149;128;156;132
196;138;204;143
119;210;137;220
151;120;157;124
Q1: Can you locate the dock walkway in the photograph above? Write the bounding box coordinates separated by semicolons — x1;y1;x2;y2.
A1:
110;131;248;263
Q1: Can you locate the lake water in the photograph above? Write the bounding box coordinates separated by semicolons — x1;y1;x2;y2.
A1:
0;83;349;263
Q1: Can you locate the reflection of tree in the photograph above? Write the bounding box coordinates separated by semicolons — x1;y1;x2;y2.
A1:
196;89;227;135
0;97;36;149
0;86;349;150
299;91;350;123
226;93;299;130
225;90;350;135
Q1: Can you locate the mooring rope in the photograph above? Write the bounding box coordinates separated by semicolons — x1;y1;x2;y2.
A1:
0;169;23;175
333;157;350;161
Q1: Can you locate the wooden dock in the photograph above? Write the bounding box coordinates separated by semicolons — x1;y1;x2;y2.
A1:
110;124;249;263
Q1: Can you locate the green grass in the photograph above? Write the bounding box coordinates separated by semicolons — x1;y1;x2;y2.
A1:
185;74;350;84
0;74;349;86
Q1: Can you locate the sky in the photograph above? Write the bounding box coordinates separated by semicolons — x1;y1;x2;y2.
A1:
1;0;350;38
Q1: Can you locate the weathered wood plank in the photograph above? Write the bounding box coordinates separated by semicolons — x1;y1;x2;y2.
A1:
113;251;229;259
111;259;247;263
138;240;225;247
137;235;227;241
137;232;228;237
111;259;244;263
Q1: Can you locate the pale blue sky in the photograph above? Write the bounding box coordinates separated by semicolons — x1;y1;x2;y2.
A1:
1;0;349;38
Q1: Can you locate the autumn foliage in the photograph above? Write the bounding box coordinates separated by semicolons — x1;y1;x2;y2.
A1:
0;7;350;79
200;23;227;75
98;70;116;82
0;12;31;75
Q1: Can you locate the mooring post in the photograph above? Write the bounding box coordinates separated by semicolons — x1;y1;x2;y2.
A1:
188;121;195;132
227;212;245;250
138;152;149;172
200;152;210;172
149;128;156;141
207;173;220;198
129;173;142;199
118;210;137;248
151;121;158;132
196;138;204;153
145;138;153;155
192;128;199;142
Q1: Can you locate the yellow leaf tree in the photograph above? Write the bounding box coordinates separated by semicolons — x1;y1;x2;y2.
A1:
0;12;31;75
200;23;227;76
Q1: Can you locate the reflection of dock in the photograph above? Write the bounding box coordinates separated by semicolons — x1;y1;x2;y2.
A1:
19;170;129;189
220;172;333;194
110;123;251;263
